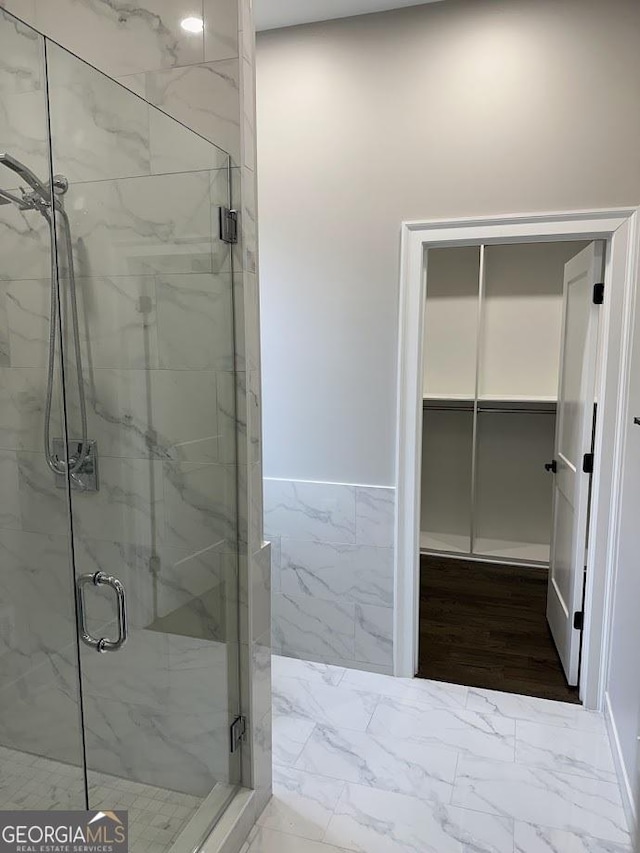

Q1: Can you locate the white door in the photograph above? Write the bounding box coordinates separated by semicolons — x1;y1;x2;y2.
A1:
547;241;604;686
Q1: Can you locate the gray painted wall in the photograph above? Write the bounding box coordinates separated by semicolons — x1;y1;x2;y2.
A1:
257;0;640;485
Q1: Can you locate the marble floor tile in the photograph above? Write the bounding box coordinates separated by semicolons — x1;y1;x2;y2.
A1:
452;756;630;844
257;765;344;841
324;783;514;853
466;687;605;732
515;719;617;781
295;723;457;802
273;655;346;687
272;714;316;767
273;676;379;733
247;826;350;853
514;822;632;852
340;668;468;710
367;699;516;762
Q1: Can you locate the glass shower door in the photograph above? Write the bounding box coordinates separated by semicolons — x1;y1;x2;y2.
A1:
46;39;242;851
0;9;86;810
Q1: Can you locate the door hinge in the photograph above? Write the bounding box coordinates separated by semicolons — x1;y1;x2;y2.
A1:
573;611;584;630
230;715;247;753
544;459;557;474
593;282;604;305
219;207;238;244
582;452;594;474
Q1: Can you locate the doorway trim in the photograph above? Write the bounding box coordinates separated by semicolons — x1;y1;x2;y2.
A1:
394;208;640;709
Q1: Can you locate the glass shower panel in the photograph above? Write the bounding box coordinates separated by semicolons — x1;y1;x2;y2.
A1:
46;40;242;850
0;10;85;808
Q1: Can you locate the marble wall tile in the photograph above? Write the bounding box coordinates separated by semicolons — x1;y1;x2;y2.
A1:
0;7;42;92
47;41;151;183
76;275;159;370
0;198;49;282
145;59;240;159
0;448;21;530
265;479;396;672
71;368;218;463
452;756;629;844
354;604;393;668
240;57;255;171
17;451;70;536
272;593;355;665
280;540;393;609
355;486;395;548
204;0;238;62
325;783;515;853
0;288;10;365
0;2;37;29
264;480;357;545
3;368;59;452
0;648;84;766
82;693;231;796
157;273;234;370
252;630;272;731
269;534;281;593
71;456;165;547
65;172;216;278
35;0;205;79
149;107;229;175
163;459;236;551
5;279;51;368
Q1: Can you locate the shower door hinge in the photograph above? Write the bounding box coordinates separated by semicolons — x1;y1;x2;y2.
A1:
593;282;604;305
573;611;584;630
230;715;247;753
582;452;594;474
219;207;238;244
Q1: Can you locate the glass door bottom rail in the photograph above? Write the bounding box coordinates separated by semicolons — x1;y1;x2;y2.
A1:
0;745;202;853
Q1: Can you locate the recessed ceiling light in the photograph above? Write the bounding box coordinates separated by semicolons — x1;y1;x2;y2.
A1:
181;16;204;33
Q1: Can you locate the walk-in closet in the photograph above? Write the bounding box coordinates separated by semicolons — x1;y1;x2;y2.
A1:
419;240;596;700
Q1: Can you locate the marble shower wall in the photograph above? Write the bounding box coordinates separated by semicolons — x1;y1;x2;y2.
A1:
0;0;271;822
0;15;243;799
265;478;396;674
0;0;241;161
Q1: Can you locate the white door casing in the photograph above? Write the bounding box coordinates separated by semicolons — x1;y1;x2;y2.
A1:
394;209;639;711
547;242;604;686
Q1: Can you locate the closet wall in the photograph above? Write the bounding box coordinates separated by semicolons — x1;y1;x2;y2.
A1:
421;240;588;565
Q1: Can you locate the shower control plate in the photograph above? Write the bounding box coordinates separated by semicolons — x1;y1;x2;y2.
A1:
52;439;99;492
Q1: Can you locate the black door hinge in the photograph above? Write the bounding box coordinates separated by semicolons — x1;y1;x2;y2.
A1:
544;459;557;474
593;283;604;305
219;207;238;244
230;715;247;753
573;611;584;630
582;452;594;474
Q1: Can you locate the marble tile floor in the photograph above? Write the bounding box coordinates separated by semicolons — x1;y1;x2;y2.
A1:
0;744;202;853
242;655;633;853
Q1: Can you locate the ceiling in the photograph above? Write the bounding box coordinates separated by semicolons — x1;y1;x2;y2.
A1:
254;0;445;32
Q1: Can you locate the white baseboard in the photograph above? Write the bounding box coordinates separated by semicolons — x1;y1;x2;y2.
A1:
604;691;636;838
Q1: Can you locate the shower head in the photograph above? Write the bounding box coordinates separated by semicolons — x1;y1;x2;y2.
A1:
0;153;50;202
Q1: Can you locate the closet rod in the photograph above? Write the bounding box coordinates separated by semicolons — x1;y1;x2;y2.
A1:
477;407;556;415
423;405;474;412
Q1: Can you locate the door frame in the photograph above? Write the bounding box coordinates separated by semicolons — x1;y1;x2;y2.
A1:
394;208;640;709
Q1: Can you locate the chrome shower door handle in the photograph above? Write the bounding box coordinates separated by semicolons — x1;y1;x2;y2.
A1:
76;571;129;653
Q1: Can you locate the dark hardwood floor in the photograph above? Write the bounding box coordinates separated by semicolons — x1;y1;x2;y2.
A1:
418;554;580;703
